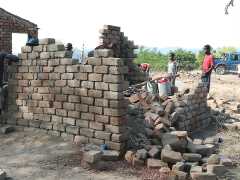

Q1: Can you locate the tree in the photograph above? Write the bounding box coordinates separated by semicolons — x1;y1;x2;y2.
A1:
171;49;197;71
225;0;235;14
135;46;168;71
213;46;237;58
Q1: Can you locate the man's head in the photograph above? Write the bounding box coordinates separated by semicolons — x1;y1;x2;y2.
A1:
169;52;175;62
66;43;73;51
204;44;211;55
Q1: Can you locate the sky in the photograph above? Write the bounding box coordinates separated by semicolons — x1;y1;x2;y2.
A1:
1;0;240;54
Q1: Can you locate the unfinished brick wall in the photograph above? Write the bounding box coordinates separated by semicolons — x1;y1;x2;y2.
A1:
0;8;38;53
172;83;211;132
98;25;147;84
2;35;130;151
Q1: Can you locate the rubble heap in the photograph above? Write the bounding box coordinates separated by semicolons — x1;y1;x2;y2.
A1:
122;82;230;179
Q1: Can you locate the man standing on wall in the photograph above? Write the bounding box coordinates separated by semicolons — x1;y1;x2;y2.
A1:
201;44;214;93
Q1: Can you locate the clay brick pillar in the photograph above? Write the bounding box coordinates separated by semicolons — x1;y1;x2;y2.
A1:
85;49;129;151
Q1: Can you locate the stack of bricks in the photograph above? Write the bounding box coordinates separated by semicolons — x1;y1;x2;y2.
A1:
172;83;211;132
3;37;129;152
99;25;147;84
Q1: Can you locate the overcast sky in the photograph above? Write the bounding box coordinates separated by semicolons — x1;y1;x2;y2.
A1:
1;0;240;54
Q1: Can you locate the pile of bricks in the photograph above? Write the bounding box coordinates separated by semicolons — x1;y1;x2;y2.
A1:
129;82;211;133
3;37;129;152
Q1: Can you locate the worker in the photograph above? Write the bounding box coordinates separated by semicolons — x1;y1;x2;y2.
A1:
238;64;240;78
168;52;177;93
138;63;150;75
0;52;19;113
26;30;39;46
201;44;214;93
65;43;83;64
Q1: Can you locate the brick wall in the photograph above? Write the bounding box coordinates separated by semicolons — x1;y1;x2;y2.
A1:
0;8;38;53
172;83;211;132
1;35;131;151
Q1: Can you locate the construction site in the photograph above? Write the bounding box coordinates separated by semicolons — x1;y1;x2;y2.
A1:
1;5;240;180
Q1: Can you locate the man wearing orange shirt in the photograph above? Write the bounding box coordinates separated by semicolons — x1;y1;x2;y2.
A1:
201;45;215;93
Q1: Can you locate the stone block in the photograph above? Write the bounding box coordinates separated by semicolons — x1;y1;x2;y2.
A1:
81;97;94;105
62;87;74;95
68;111;80;118
147;159;168;169
183;153;202;162
68;80;80;87
83;150;102;164
148;146;161;158
86;57;102;65
55;51;72;58
109;66;128;75
161;149;183;164
39;38;55;45
80;128;94;137
54;66;66;73
81;81;94;89
66;126;79;135
104;91;123;100
135;149;148;160
95;115;109;123
55;80;66;87
103;74;123;83
63;117;76;125
88;90;103;98
68;95;80;103
88;73;102;81
105;125;125;133
89;106;103;114
21;46;32;53
75;73;88;80
79;65;93;73
52;115;63;123
94;66;108;74
47;44;65;52
75;104;88;112
190;173;217;180
102;58;124;66
48;59;60;66
89;122;104;130
94;49;113;58
111;133;127;142
61;73;74;80
55;95;67;102
95;82;109;90
73;88;87;96
104;108;125;116
95;99;108;107
76;120;89;128
95;131;111;140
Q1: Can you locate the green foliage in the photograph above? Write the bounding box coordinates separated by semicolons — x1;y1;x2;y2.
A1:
213;46;237;58
170;49;197;71
196;50;205;69
135;46;168;71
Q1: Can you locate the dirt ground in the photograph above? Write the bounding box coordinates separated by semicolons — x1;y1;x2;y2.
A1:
1;72;240;180
0;129;139;180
